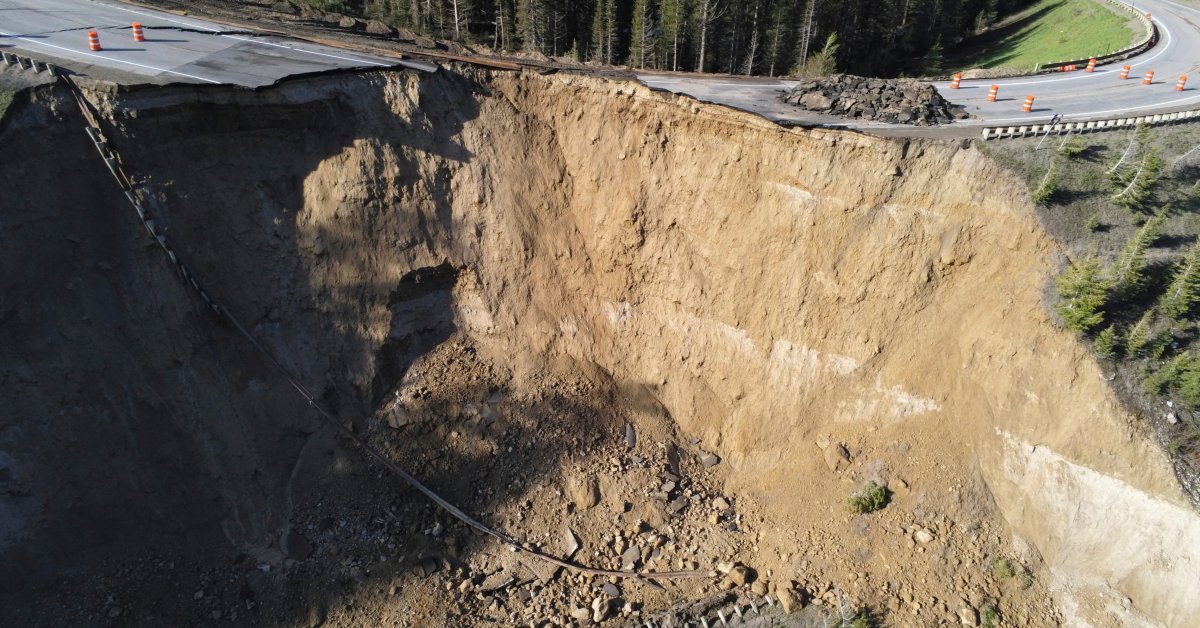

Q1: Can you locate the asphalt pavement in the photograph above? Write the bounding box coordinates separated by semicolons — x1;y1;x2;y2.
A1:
0;0;434;86
640;0;1200;130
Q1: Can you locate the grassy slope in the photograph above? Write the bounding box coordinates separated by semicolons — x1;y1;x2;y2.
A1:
0;90;13;120
949;0;1139;72
981;124;1200;497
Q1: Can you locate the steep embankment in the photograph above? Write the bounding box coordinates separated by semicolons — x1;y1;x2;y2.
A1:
1;68;1197;626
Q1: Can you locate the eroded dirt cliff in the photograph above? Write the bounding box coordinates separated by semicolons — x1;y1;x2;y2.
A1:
1;68;1197;626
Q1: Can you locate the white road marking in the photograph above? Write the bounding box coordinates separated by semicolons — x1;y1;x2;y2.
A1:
984;91;1200;122
220;34;390;66
939;17;1176;89
95;0;390;67
0;27;220;83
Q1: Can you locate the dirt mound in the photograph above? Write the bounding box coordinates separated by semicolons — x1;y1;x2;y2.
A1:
1;69;1197;627
782;74;968;125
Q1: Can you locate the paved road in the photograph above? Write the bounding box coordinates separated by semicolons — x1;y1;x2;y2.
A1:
640;0;1200;130
0;0;433;86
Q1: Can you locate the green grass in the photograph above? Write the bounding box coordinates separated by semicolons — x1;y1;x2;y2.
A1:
991;555;1017;579
847;481;890;514
949;0;1140;72
0;89;14;121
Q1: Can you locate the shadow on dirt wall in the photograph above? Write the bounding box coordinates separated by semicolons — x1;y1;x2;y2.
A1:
0;69;625;625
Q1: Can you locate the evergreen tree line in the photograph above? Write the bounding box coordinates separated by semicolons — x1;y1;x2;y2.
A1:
302;0;1034;76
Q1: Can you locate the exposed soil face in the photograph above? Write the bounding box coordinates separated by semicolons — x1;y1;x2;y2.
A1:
1;68;1197;627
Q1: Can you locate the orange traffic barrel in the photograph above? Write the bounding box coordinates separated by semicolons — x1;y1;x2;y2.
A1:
950;72;962;89
1086;58;1097;72
132;22;145;42
987;85;999;102
1120;65;1131;79
1177;75;1188;91
1144;71;1155;85
1060;64;1076;72
1022;95;1035;112
87;30;101;51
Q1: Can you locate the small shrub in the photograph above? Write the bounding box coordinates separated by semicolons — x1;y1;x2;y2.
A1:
1084;214;1101;231
844;609;876;628
981;603;1000;628
991;555;1016;579
1058;136;1086;158
847;481;890;514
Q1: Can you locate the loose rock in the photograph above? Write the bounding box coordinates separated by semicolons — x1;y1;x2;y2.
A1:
729;564;755;586
567;476;600;510
824;444;851;473
782;74;967;125
777;588;801;614
564;527;581;559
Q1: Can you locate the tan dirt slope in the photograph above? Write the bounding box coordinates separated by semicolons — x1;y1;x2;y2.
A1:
1;68;1198;626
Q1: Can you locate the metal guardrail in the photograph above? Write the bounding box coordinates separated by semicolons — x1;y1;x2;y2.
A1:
981;109;1200;139
1;51;61;76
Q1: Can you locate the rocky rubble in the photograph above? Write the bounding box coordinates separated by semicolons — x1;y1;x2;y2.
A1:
782;74;968;125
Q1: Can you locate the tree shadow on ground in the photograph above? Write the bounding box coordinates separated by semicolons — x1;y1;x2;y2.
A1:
945;1;1067;68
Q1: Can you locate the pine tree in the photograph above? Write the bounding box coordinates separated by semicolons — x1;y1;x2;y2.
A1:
793;31;838;76
922;38;944;75
1110;209;1166;291
631;0;657;69
589;0;614;63
659;0;686;70
794;0;816;69
1126;309;1155;356
696;0;727;72
1054;256;1110;334
1032;157;1059;205
741;0;761;75
1094;325;1121;358
763;0;792;76
1161;242;1200;322
1113;148;1165;212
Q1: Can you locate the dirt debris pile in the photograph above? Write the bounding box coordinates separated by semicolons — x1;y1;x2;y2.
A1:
782;74;968;125
0;68;1197;627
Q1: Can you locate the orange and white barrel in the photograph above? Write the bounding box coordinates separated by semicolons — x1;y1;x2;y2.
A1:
950;72;962;89
1086;58;1097;72
987;85;999;102
1022;95;1035;112
1144;71;1155;85
132;22;145;42
1177;75;1188;91
87;30;101;51
1120;65;1131;79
